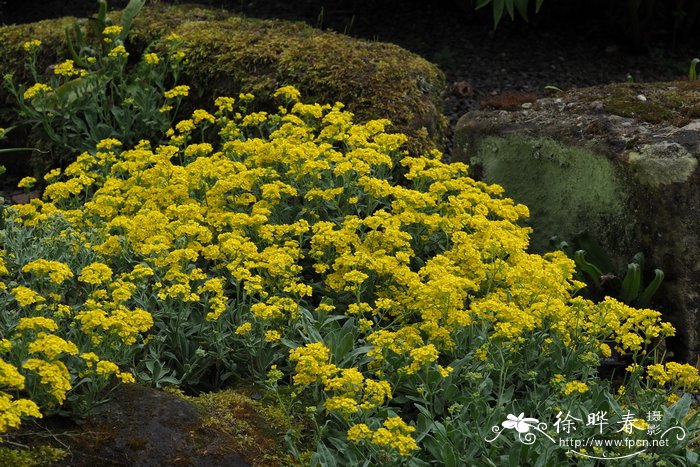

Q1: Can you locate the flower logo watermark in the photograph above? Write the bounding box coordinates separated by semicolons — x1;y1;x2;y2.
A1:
485;406;688;461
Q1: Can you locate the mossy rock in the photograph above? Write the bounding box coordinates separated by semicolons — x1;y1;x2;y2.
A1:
454;81;700;361
0;3;446;154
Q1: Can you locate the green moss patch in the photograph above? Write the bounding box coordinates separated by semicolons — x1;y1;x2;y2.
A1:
581;81;700;127
185;388;311;466
473;134;630;251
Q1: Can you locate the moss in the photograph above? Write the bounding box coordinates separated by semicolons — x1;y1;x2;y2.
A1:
0;445;67;467
473;134;631;251
590;81;700;127
185;387;310;467
0;4;446;154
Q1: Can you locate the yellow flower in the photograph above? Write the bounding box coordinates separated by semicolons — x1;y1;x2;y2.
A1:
289;342;336;386
0;360;25;389
27;333;79;360
22;259;74;285
78;262;113;285
143;53;160;65
563;381;589;395
53;60;86;77
16;317;58;332
405;344;439;375
44;168;61;183
235;322;253;335
192;109;215;125
264;330;282;343
324;396;358;417
274;85;302;102
371;417;418;456
23;83;52;101
107;45;128;59
102;25;123;36
96;138;122;150
164;85;190;99
0;392;42;433
22;358;72;404
438;365;453;378
22;39;41;52
18;177;37;189
215;96;235;112
347;423;372;442
11;286;44;307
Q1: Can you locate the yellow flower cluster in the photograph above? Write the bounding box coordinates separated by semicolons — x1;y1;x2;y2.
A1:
22;259;74;285
22;39;41;52
290;342;392;417
53;60;86;78
102;25;123;37
23;83;52;101
78;262;113;285
347;417;418;456
144;53;160;65
18;176;37;189
0;355;39;431
107;45;128;59
563;380;589;396
4;85;688;452
646;362;700;390
164;85;190;99
22;358;71;404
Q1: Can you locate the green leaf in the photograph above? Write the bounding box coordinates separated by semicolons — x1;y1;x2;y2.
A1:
574;231;615;274
573;250;603;289
636;269;664;308
619;262;641;304
475;0;492;10
422;435;444;461
313;442;338;467
690;58;699;81
443;444;457;467
514;0;529;20
664;393;692;422
631;251;645;270
505;0;515;20
120;0;146;37
0;148;35;154
536;0;545;12
493;0;505;27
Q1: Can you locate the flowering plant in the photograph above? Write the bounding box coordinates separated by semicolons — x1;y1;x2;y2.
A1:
1;84;697;463
4;0;186;171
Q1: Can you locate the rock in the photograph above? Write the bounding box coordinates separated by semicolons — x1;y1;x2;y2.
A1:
0;4;446;154
67;384;251;466
453;81;700;362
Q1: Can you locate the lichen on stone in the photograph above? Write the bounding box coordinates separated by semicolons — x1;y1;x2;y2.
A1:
472;134;630;251
627;142;698;187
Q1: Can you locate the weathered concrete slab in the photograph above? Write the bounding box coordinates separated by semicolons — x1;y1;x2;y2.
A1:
454;81;700;361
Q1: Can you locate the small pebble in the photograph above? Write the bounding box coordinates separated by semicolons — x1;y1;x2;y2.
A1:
636;94;647;102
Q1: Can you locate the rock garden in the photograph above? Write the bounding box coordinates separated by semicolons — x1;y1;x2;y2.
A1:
0;0;699;465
